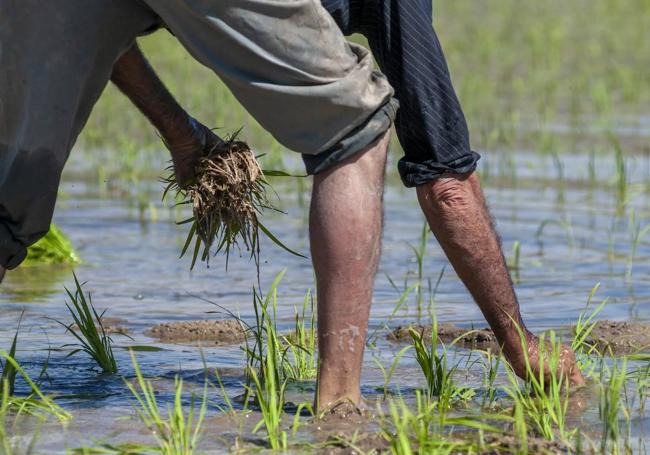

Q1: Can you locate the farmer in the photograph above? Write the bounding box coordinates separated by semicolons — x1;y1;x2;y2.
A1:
108;1;586;409
0;0;582;411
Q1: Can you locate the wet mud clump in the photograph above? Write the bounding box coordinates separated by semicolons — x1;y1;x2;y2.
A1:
580;320;650;355
72;316;130;336
388;322;499;351
145;319;246;345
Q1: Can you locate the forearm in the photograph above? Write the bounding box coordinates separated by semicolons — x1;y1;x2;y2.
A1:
416;172;529;354
110;43;193;140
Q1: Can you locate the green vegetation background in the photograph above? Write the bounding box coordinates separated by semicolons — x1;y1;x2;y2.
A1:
72;0;650;180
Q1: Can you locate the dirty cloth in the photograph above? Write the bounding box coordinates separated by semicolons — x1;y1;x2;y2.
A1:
322;0;480;187
0;0;396;269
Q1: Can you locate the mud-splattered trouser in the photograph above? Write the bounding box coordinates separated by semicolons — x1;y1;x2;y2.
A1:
322;0;481;187
0;0;397;269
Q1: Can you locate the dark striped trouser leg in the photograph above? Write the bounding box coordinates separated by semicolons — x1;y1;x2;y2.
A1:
321;0;480;187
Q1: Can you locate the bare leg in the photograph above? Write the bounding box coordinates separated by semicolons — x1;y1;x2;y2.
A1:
417;172;584;385
310;131;390;411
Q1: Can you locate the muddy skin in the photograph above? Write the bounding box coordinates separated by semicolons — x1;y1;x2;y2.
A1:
388;322;499;351
145;319;246;345
579;320;650;355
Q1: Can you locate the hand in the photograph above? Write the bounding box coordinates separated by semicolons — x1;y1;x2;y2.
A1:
163;117;224;188
506;332;585;387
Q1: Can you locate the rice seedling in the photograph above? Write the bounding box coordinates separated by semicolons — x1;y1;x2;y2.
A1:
60;274;118;374
162;133;304;270
598;358;630;454
479;349;502;409
281;290;317;381
0;317;21;398
373;345;413;400
379;391;503;455
24;224;80;266
503;330;574;442
572;284;609;381
507;240;521;283
407;222;429;317
611;134;628;210
240;272;291;449
126;352;207;455
408;322;456;405
0;351;71;422
245;361;288;450
625;209;650;282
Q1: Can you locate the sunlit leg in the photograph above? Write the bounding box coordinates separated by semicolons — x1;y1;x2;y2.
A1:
310;131;390;411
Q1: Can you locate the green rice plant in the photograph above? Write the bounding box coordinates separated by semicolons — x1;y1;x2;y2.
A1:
373;344;413;400
503;330;574;442
241;272;291;449
408;321;456;405
281;290;317;381
507;240;521;283
572;284;608;380
0;351;71;422
0;383;39;455
407;222;429;318
380;391;503;455
611;134;628;210
126;352;207;455
0;316;21;398
24;224;80;266
625;209;650;282
245;362;288;450
512;400;528;455
598;359;630;454
60;274;118;373
479;349;502;410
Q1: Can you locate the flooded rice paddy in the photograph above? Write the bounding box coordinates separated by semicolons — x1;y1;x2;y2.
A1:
1;143;650;453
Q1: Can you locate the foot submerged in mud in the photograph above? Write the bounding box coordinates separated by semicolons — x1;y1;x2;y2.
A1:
145;319;246;345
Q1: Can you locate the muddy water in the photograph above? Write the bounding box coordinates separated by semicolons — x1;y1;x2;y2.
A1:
1;149;649;452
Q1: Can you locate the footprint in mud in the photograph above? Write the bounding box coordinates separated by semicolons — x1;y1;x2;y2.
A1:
144;319;246;345
579;320;650;355
387;322;499;351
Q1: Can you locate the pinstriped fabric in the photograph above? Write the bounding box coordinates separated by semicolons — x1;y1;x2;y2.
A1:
321;0;480;187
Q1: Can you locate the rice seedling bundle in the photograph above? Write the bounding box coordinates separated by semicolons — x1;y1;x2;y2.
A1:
164;134;302;269
24;224;80;266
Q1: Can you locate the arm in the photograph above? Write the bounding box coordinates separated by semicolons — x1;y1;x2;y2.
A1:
110;43;222;185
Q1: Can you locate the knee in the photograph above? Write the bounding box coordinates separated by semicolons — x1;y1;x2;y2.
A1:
418;173;474;211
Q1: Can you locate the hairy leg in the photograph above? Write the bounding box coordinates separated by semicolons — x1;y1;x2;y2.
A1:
310;131;390;411
0;266;5;283
417;172;584;385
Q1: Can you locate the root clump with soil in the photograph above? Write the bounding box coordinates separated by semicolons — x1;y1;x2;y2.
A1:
164;136;270;268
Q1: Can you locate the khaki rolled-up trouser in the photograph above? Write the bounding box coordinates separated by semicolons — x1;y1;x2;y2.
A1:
0;0;397;269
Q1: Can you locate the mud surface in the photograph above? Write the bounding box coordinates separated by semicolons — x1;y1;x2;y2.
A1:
582;320;650;355
388;323;499;351
481;435;571;454
71;317;130;336
145;319;246;345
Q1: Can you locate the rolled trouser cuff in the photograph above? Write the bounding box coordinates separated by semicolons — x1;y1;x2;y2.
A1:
398;151;481;188
302;97;399;175
0;222;27;269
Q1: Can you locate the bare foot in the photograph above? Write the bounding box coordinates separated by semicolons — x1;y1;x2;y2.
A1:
506;332;586;387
